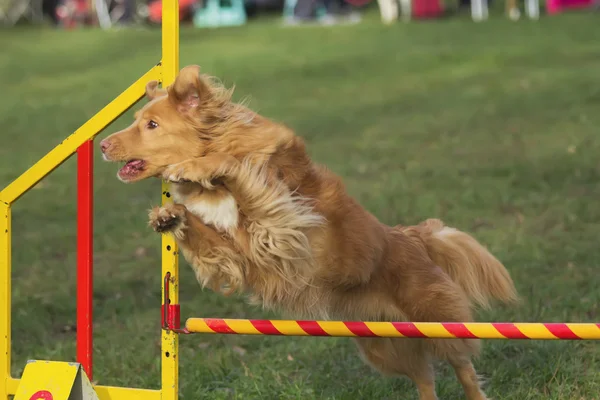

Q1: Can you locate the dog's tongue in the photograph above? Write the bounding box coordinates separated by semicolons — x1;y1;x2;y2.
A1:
126;160;144;169
119;159;145;177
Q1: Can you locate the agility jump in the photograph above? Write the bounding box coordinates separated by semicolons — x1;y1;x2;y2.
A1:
0;1;599;398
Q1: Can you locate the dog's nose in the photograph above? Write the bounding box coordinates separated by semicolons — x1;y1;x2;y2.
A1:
99;140;111;153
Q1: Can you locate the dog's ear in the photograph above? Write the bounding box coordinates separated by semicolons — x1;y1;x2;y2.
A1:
168;65;211;114
145;80;167;100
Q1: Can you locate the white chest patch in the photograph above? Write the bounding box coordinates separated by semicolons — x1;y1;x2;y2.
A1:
185;193;239;233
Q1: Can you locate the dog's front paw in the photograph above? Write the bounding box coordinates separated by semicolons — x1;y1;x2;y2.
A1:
148;203;187;234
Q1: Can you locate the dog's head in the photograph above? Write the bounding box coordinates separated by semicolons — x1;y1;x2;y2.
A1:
100;65;254;183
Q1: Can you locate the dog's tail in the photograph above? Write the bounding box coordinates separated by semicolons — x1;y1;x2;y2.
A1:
416;218;518;309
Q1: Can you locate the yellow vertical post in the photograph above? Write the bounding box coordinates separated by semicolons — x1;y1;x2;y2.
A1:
160;1;180;400
0;202;11;400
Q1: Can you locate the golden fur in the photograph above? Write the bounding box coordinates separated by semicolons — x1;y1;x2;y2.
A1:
101;65;518;400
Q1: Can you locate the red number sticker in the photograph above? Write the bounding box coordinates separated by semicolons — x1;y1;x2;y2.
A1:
29;391;54;400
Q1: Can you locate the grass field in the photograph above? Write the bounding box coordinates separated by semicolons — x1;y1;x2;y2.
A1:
1;11;600;400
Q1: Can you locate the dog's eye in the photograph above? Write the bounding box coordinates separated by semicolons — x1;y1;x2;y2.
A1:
147;120;158;129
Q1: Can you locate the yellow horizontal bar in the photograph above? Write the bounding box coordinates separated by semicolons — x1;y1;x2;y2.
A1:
226;319;262;335
569;323;600;339
94;384;161;400
0;65;162;205
514;322;557;339
318;321;356;337
186;317;213;333
184;319;600;340
270;320;310;336
463;322;507;339
8;377;161;400
412;323;456;339
365;321;406;337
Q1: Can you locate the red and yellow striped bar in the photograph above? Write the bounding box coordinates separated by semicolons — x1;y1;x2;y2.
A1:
185;319;600;340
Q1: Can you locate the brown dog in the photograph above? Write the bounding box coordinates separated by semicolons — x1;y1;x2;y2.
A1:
100;65;518;400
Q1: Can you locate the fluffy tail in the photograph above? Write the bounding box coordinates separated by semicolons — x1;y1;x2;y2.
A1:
415;218;518;309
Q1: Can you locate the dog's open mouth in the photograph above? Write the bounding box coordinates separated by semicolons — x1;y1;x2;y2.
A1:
118;159;146;180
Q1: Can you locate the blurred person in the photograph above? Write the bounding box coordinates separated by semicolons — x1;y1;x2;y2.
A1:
108;0;136;24
285;0;361;25
42;0;60;24
458;0;493;11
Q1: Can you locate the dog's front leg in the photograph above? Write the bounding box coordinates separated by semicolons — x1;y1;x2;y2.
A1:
161;154;301;223
148;202;248;295
161;153;240;188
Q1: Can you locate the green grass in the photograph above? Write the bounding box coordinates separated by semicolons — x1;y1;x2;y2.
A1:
1;11;600;399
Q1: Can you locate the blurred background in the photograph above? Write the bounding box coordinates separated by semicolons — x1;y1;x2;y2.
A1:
1;0;600;399
2;0;597;28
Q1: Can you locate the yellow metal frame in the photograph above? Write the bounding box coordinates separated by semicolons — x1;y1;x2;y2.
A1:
0;1;180;399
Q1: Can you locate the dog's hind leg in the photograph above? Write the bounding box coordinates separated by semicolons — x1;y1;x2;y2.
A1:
422;338;486;400
448;353;487;400
404;270;487;400
148;202;249;294
355;338;438;400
